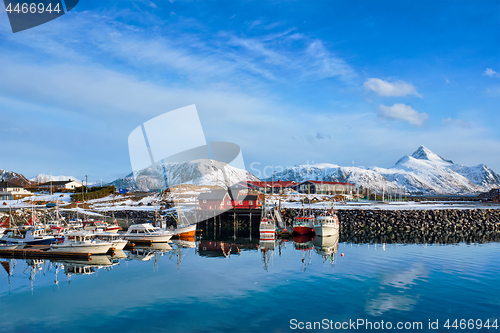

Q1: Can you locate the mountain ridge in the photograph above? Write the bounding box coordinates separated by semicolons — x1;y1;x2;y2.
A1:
266;146;500;195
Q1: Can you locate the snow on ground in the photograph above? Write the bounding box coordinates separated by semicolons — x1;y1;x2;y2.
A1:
0;193;72;208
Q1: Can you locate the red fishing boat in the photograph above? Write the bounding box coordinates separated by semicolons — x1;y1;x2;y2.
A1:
292;216;315;235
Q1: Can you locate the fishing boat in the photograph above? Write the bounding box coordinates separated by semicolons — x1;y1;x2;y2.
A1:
313;213;339;237
259;197;276;240
123;223;173;243
292;216;315;235
259;216;276;240
93;231;128;250
0;227;56;245
83;220;121;233
49;231;112;254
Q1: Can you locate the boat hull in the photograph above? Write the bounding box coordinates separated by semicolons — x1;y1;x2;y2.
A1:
313;225;339;237
259;221;276;240
293;226;314;235
173;224;196;238
111;239;128;250
49;243;112;254
123;234;172;243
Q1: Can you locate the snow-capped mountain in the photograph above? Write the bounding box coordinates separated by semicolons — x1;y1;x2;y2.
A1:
266;146;500;195
0;169;32;186
31;174;80;184
111;159;260;191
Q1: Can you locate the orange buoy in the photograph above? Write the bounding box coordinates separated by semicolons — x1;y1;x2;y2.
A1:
341;253;344;257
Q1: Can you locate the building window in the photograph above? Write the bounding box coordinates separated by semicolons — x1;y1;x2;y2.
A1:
249;201;253;205
203;200;206;203
239;201;243;205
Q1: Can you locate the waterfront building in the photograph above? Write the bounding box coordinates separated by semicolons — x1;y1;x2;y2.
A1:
0;181;32;200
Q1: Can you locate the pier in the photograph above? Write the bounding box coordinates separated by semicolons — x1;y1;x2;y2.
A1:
0;245;92;260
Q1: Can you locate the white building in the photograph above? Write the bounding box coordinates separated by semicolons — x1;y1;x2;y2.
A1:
0;181;32;200
39;179;83;190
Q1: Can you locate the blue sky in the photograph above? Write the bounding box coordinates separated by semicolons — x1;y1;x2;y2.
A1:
0;0;499;182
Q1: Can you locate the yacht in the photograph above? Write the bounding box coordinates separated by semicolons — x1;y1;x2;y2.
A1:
123;223;173;243
49;231;112;254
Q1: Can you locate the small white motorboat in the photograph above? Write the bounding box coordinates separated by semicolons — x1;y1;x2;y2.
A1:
123;223;173;243
49;231;112;254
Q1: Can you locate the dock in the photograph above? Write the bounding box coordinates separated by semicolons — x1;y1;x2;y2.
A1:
0;245;92;260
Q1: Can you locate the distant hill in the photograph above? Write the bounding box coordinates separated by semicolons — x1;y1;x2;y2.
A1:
266;146;500;195
0;169;32;187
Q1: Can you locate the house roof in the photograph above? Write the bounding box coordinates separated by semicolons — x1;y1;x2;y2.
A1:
198;190;230;200
244;181;297;188
237;193;259;201
39;180;80;186
298;180;356;186
0;181;24;188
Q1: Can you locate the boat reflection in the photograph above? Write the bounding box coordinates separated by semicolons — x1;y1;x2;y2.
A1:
293;234;314;251
127;243;174;262
313;233;339;263
293;234;314;271
259;239;276;271
172;238;196;248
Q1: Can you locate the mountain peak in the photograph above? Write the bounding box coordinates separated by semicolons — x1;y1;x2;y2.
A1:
410;146;453;164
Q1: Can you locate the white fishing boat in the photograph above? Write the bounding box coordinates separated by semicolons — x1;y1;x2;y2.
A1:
49;231;112;254
259;198;276;240
259;217;276;240
94;231;128;250
313;214;339;237
123;223;173;243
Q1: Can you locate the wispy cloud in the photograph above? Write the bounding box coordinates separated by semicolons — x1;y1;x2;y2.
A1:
364;78;422;97
378;103;428;126
442;117;471;128
484;68;499;78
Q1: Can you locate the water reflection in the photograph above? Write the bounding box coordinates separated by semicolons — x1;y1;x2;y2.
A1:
1;225;499;293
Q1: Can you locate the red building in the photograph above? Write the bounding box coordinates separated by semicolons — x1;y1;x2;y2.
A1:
232;193;262;209
198;189;263;210
198;190;232;210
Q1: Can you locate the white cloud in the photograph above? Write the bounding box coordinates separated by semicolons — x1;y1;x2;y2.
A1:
378;103;428;126
364;78;422;97
442;117;471;128
484;68;499;77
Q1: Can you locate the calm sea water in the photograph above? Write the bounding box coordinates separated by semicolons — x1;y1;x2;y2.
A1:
0;235;499;333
